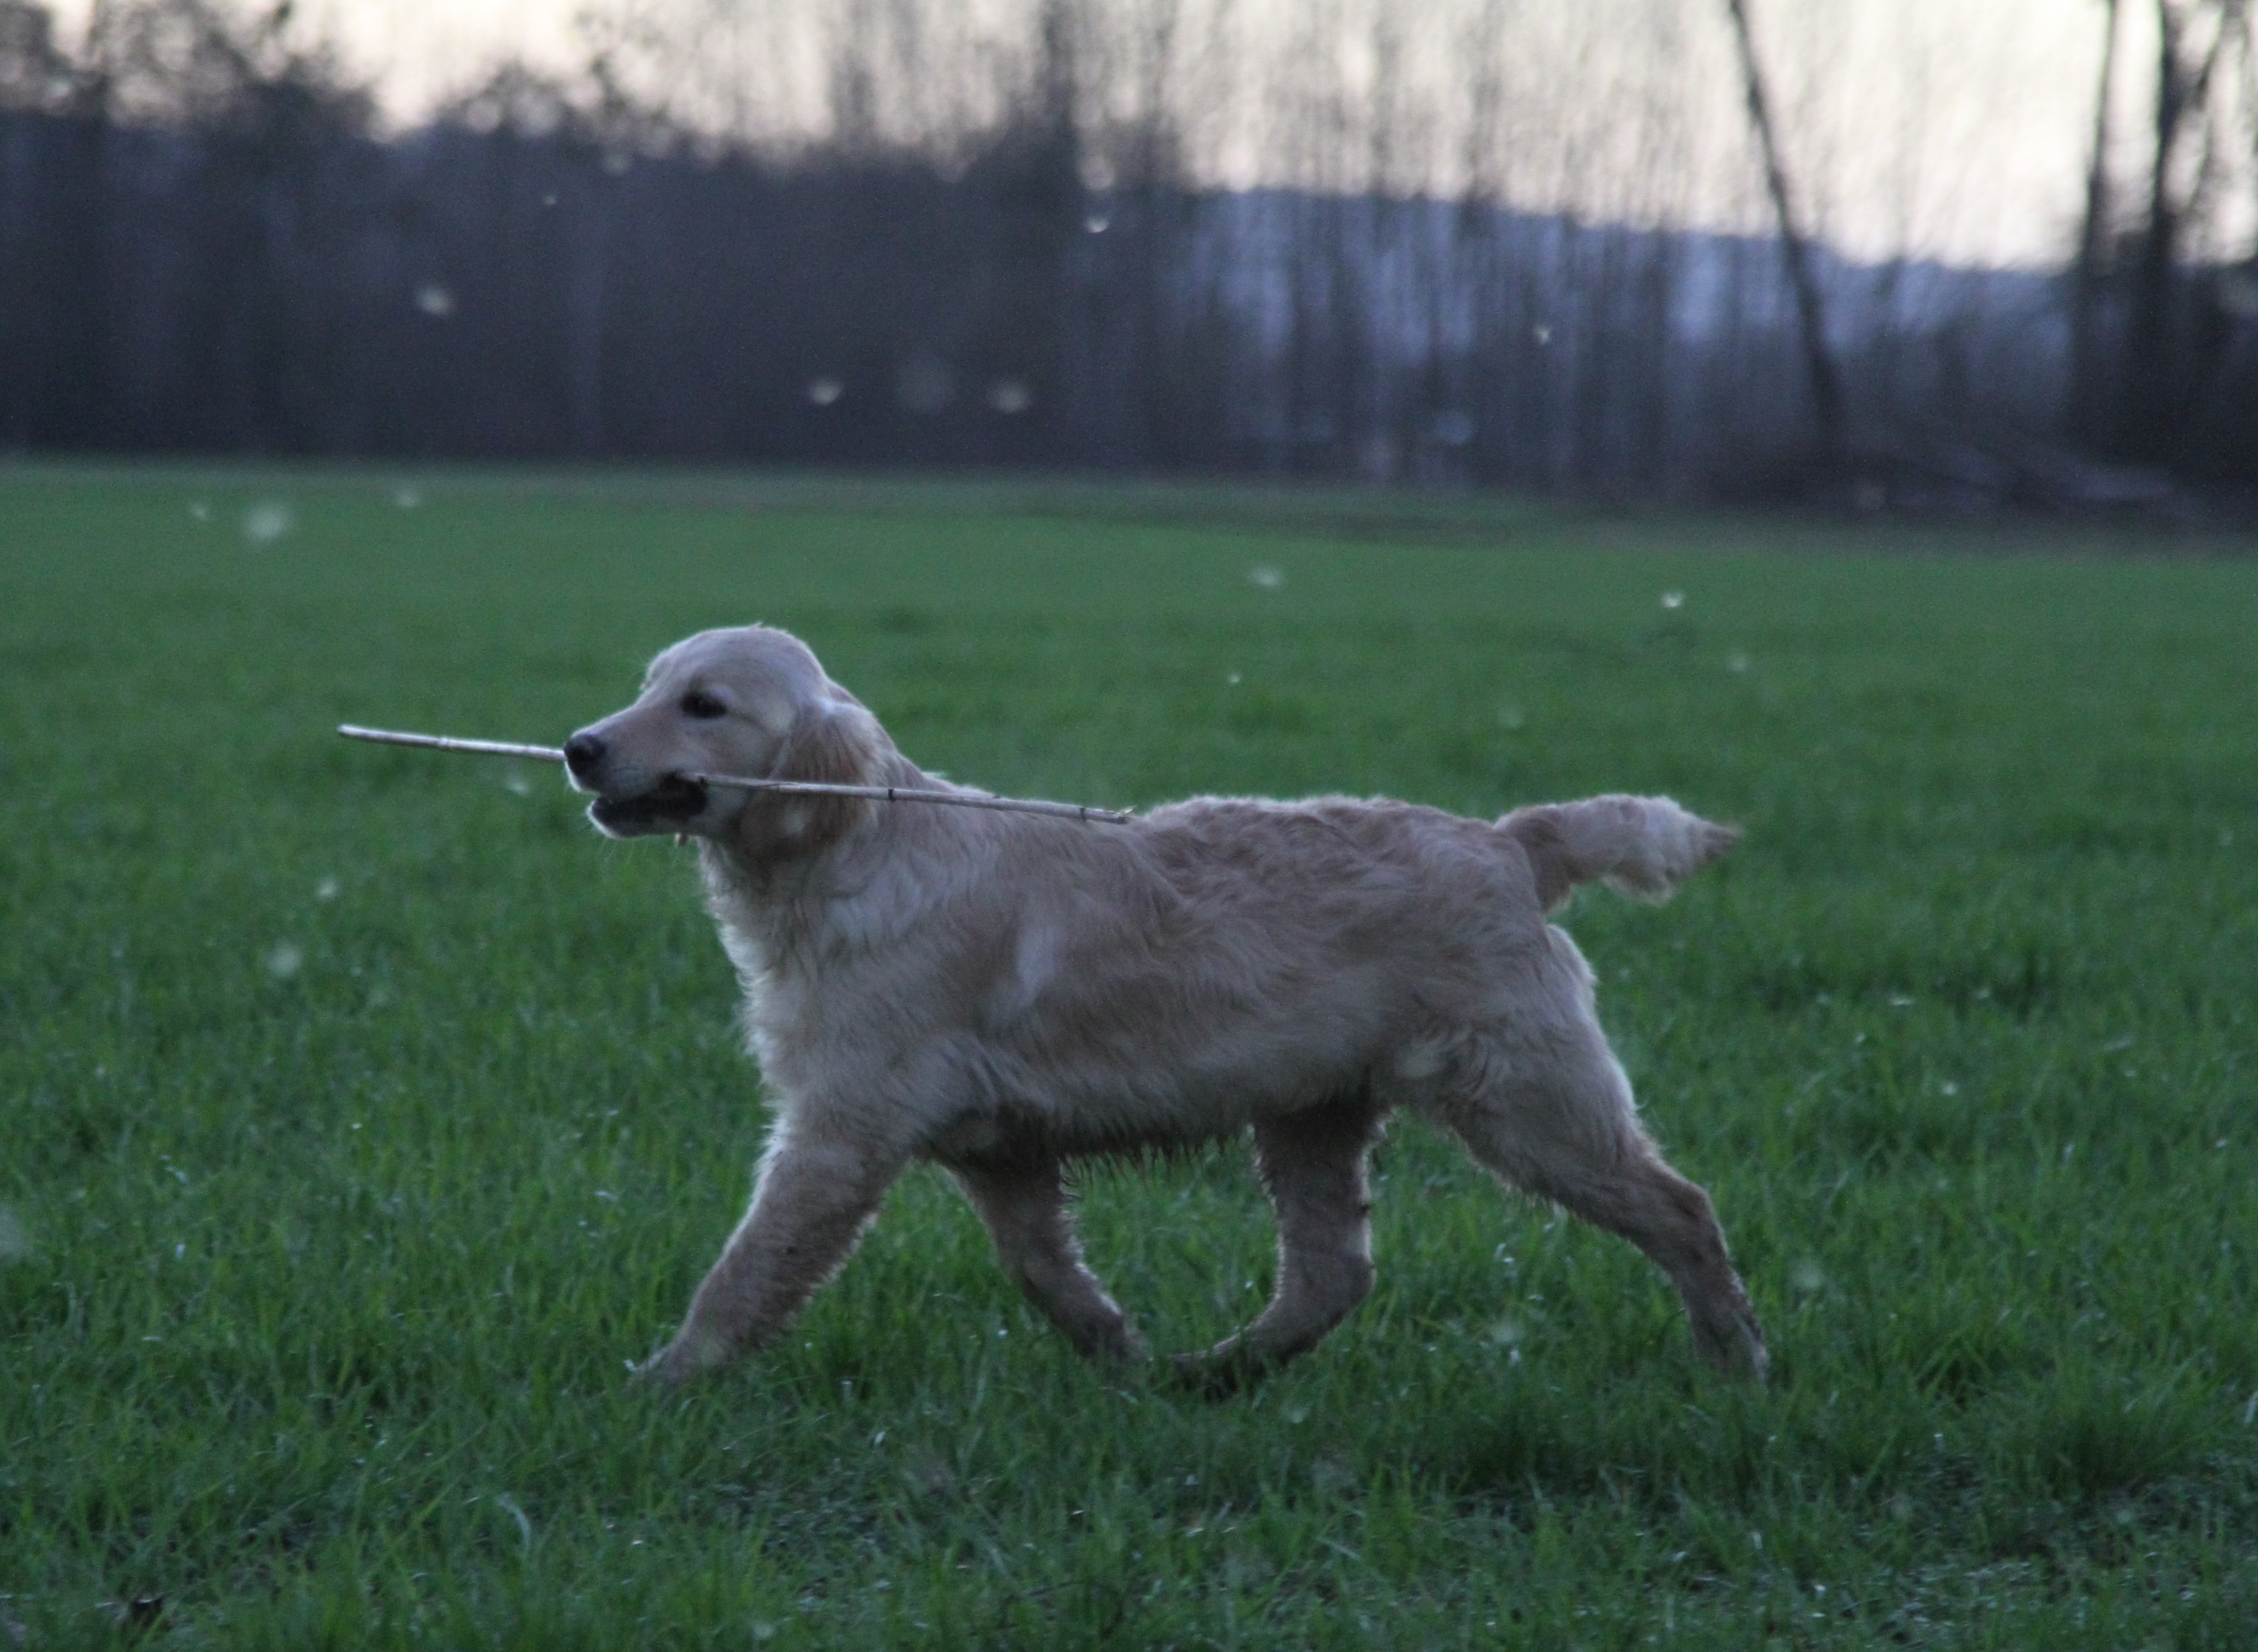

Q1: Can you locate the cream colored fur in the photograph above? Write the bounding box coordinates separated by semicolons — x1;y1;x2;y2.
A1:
564;625;1767;1388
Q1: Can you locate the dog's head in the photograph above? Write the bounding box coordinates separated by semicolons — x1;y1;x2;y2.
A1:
564;626;887;853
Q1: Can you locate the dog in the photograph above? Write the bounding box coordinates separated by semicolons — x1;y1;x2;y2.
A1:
564;625;1767;1389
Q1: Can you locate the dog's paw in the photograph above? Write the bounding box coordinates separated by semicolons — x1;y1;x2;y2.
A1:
1079;1322;1152;1365
629;1330;731;1390
625;1352;680;1391
1694;1311;1770;1385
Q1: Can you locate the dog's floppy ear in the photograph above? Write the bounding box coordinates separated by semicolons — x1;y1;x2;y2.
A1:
749;695;884;856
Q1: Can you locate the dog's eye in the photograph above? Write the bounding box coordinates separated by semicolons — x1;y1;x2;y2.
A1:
680;690;727;720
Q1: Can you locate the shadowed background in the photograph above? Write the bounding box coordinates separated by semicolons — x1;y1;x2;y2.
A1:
4;1;2257;501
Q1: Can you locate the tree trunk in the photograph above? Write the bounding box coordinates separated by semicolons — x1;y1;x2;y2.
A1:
1722;0;1845;463
2068;0;2122;446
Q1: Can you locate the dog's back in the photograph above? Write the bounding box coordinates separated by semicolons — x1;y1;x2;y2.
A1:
916;792;1733;1144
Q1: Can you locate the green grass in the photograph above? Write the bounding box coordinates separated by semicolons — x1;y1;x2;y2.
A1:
3;465;2254;1648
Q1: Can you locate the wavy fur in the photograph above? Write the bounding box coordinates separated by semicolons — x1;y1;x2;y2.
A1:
563;625;1767;1388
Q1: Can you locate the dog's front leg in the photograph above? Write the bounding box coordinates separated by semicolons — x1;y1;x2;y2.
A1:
639;1118;906;1388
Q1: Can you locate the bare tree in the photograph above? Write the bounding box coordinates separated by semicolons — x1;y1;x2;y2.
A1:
1722;0;1844;463
2118;0;2241;456
2069;0;2123;442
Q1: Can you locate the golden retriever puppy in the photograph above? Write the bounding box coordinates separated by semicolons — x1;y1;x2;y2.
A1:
565;625;1766;1389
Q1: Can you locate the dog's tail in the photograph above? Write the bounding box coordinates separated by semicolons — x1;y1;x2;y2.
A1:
1499;795;1739;914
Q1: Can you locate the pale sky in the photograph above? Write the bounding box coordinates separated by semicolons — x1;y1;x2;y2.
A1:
44;0;2207;270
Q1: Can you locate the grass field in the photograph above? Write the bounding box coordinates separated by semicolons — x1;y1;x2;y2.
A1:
3;465;2255;1648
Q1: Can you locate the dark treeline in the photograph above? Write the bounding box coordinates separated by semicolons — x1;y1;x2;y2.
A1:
2;0;2255;501
0;103;1088;467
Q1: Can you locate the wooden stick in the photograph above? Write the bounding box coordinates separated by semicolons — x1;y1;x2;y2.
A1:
337;724;1134;824
339;726;565;763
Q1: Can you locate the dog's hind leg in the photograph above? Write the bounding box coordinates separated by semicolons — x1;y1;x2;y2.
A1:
1184;1096;1383;1385
1440;1032;1767;1379
954;1158;1145;1362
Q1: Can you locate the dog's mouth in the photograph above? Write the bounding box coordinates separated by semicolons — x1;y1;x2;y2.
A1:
589;775;711;834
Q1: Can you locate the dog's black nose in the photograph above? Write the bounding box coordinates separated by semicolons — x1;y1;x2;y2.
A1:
563;733;606;778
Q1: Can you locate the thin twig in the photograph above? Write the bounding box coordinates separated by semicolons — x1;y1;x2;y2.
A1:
336;725;1133;824
339;726;565;763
